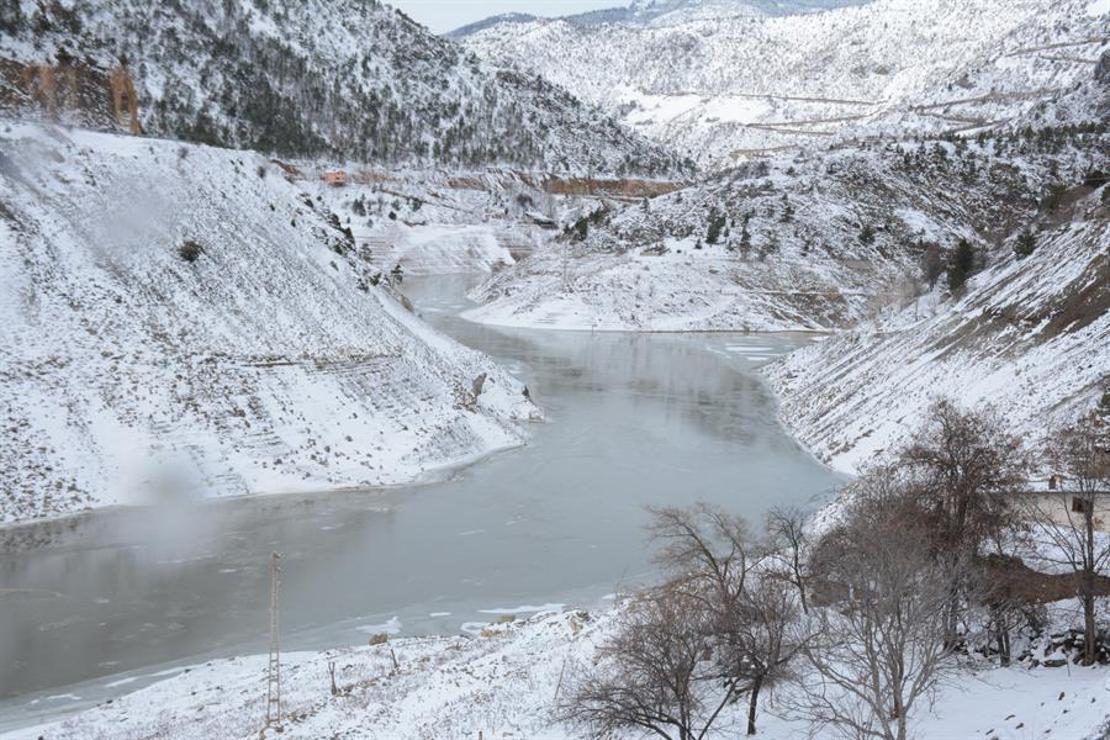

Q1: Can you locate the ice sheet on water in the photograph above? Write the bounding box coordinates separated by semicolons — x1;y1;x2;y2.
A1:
357;616;402;635
479;603;565;615
724;345;775;353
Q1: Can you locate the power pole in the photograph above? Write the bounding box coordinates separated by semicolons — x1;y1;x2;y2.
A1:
265;551;283;733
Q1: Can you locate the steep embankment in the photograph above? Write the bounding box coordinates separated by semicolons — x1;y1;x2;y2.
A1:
764;187;1110;473
0;122;537;524
463;0;1109;168
0;0;685;175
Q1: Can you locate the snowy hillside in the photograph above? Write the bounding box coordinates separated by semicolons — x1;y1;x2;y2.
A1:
764;185;1110;474
463;0;1109;169
0;0;685;175
464;125;1103;331
0;121;539;524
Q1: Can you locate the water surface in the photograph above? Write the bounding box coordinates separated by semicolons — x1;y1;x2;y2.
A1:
0;274;842;730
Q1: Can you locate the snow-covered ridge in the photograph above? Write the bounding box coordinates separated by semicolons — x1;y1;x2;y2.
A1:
463;0;1109;169
0;121;538;524
0;0;685;175
451;0;868;37
764;187;1110;474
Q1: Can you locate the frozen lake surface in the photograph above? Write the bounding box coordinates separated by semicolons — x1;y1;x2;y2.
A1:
0;274;842;730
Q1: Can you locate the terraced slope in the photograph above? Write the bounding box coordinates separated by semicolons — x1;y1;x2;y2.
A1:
0;122;537;523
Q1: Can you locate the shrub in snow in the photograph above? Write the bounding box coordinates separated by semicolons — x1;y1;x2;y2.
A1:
178;240;204;263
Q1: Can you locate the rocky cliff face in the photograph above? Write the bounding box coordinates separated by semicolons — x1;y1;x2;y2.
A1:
0;57;140;135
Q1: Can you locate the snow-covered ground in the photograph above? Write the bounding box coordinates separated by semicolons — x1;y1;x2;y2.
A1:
351;222;524;275
1;2;1107;735
299;170;559;276
10;605;1109;739
0;121;539;524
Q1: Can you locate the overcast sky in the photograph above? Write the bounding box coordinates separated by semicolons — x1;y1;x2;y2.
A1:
390;0;618;33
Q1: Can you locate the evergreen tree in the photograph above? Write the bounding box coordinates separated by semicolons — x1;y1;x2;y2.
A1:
1013;229;1036;259
705;210;727;245
739;214;752;256
859;223;876;246
574;218;589;241
0;2;23;34
921;243;945;288
947;239;976;293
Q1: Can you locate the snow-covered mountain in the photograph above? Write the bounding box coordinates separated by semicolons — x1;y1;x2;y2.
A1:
0;121;539;524
448;12;543;38
449;0;867;36
0;0;685;175
758;53;1110;471
462;0;1110;169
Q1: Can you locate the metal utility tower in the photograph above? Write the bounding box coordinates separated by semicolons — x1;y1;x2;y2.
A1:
265;551;283;733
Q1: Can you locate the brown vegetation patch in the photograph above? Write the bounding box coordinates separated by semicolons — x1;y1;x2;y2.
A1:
983;554;1110;605
1040;248;1110;337
0;57;139;134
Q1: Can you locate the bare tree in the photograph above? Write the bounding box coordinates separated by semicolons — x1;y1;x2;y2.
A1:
647;503;757;615
766;506;810;614
561;505;807;738
898;400;1026;644
649;505;812;735
728;576;807;735
557;584;738;740
791;476;957;740
983;591;1023;667
648;504;783;736
900;400;1025;556
1025;413;1110;665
